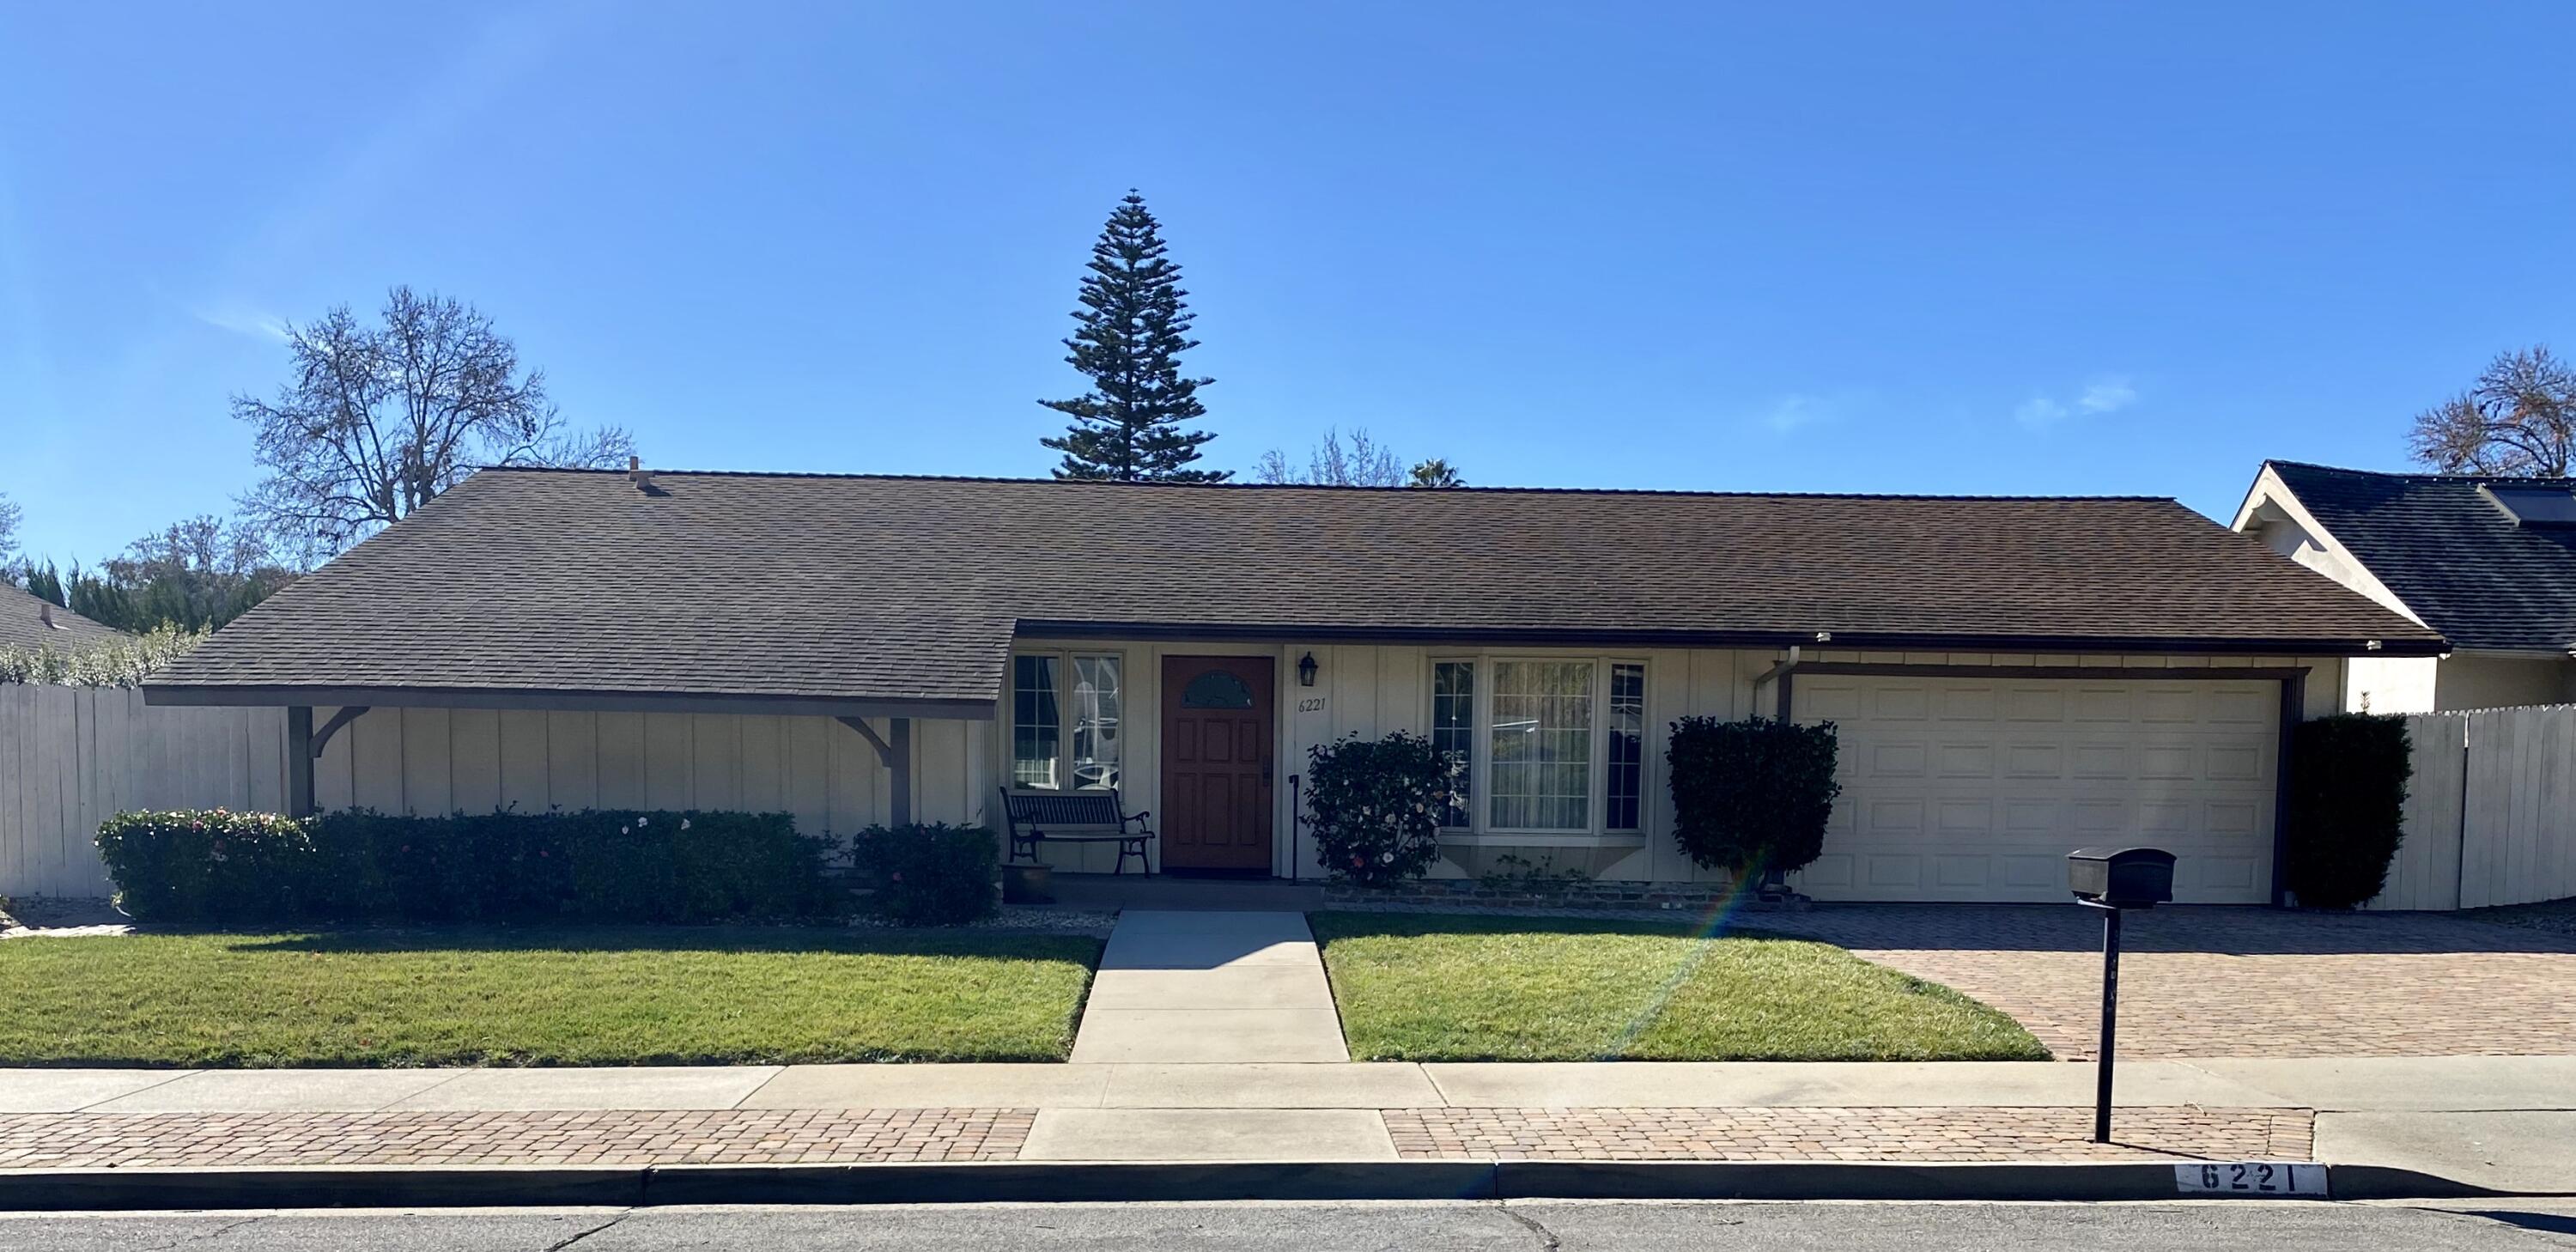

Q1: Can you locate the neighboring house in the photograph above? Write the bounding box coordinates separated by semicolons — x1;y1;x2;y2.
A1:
0;585;125;651
145;469;2436;904
2233;460;2576;714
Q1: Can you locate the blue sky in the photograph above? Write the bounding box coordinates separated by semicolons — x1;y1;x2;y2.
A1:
3;2;2571;562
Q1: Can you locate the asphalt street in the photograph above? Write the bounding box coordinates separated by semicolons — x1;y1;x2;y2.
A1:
3;1200;2574;1251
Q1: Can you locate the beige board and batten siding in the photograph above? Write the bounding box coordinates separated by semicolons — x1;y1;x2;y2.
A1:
0;685;289;897
1037;642;2342;895
310;708;983;843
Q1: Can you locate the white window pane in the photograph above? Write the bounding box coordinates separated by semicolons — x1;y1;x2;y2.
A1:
1071;655;1121;791
1607;662;1645;831
1489;660;1592;830
1432;661;1474;828
1012;654;1060;789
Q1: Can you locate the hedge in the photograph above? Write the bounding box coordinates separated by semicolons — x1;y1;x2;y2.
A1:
1666;715;1843;877
95;809;844;923
850;823;1000;926
2281;714;2413;909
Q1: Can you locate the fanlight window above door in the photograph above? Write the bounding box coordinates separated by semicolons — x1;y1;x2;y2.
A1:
1181;670;1256;708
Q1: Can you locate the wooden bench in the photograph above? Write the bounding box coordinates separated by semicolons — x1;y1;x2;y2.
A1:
997;787;1156;876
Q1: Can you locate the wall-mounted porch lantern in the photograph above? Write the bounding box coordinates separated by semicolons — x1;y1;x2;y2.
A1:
1297;652;1319;687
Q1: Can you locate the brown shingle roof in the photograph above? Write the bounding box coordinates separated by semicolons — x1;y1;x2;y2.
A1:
0;585;126;650
148;469;2444;708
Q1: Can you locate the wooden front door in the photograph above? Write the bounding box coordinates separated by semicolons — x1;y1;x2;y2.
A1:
1159;655;1277;872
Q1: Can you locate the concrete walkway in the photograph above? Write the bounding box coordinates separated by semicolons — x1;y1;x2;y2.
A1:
1068;910;1348;1064
1045;909;1370;1160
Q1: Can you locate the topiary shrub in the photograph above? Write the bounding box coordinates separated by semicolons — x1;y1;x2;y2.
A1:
1303;730;1453;886
2282;714;2412;909
94;808;843;923
851;823;999;926
1666;715;1843;878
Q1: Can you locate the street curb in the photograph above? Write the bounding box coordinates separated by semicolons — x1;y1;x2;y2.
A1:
0;1159;2543;1211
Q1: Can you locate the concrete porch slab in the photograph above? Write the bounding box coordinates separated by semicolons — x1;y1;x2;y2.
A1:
740;1064;1112;1109
82;1069;464;1113
1084;966;1336;1011
1421;1061;2289;1109
384;1066;782;1111
1019;1108;1398;1162
1069;1011;1350;1064
1097;1063;1442;1109
0;1070;196;1114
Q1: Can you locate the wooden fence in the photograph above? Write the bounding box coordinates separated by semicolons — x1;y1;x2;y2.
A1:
2368;707;2576;911
0;686;289;898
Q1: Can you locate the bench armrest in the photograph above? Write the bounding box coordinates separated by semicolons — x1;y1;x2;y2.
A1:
1121;810;1152;831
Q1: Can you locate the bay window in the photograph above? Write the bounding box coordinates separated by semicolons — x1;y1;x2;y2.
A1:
1429;656;1649;836
1010;652;1122;790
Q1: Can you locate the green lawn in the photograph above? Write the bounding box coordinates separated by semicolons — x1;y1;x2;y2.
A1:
0;927;1099;1067
1308;912;2048;1062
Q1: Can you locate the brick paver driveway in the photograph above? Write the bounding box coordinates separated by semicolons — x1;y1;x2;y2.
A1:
1754;905;2576;1060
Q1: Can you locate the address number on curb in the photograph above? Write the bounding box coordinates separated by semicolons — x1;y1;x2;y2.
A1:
2175;1162;2327;1196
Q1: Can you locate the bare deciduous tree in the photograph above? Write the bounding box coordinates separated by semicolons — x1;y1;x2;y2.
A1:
1253;427;1407;486
2409;346;2576;477
0;493;20;572
234;286;634;559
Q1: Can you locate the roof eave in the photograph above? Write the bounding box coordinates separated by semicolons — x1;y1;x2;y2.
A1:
1012;619;2448;659
140;682;997;721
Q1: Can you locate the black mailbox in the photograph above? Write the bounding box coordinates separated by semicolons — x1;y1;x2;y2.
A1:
2067;847;2175;909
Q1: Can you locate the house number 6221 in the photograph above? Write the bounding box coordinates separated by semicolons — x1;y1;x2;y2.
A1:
1297;697;1327;713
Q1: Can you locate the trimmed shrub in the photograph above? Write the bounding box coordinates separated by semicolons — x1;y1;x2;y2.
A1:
2282;714;2412;909
94;808;842;923
852;824;999;926
1666;715;1843;876
1304;730;1453;886
96;810;317;922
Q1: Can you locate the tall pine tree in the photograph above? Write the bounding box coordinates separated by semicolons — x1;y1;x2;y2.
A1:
1040;191;1226;481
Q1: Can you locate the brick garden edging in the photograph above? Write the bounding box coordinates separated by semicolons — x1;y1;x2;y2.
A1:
1323;879;1807;912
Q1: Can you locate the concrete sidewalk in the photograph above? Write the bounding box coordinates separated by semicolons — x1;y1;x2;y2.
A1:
5;1055;2573;1188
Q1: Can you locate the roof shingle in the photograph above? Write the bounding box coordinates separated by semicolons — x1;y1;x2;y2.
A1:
2269;459;2576;652
0;586;126;651
150;469;2441;705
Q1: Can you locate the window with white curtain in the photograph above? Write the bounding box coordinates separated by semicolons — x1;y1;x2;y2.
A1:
1430;655;1648;836
1011;652;1121;790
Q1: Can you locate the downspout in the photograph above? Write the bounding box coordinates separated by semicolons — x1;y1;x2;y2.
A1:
1753;645;1803;722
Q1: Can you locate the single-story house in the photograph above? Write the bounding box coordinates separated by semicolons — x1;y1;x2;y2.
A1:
145;466;2439;904
0;586;125;650
2232;459;2576;713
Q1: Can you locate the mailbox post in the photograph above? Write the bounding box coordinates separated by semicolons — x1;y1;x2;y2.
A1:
2065;846;2176;1144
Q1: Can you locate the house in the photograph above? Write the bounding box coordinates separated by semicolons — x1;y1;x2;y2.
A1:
2232;460;2576;713
0;585;125;650
144;468;2438;904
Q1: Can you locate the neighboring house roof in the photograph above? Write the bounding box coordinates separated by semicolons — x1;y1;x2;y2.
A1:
0;585;126;650
2261;460;2576;653
147;468;2442;712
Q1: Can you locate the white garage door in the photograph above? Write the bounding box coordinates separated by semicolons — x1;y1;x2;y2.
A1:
1789;673;2280;904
